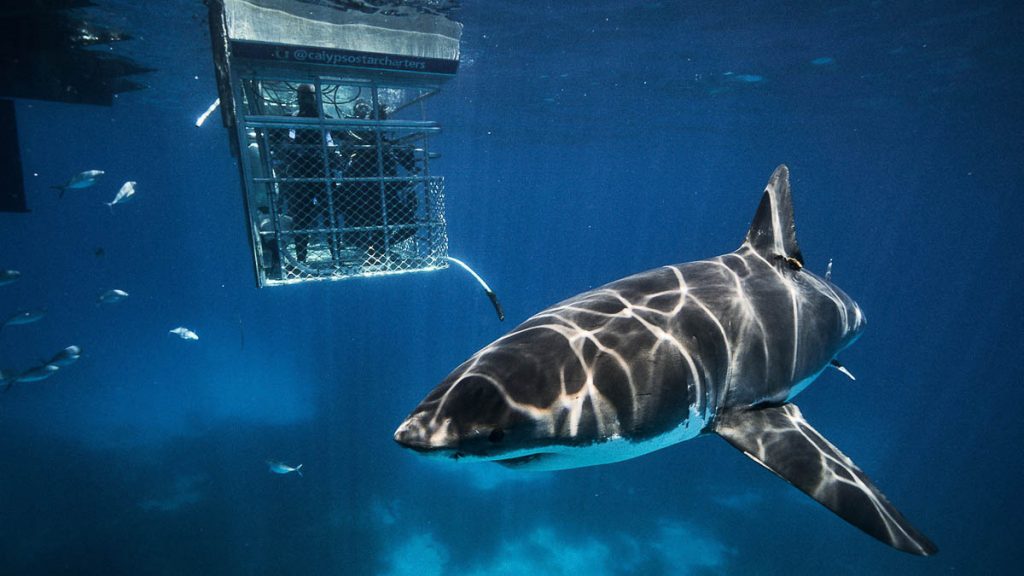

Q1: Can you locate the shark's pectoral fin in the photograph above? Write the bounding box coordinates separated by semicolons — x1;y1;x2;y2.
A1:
714;403;937;556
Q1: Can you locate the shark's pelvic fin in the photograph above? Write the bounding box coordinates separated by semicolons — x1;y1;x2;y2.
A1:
714;403;937;556
830;358;857;381
744;164;804;266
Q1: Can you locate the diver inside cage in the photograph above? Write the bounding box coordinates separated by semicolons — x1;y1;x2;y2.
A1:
257;206;292;278
268;84;343;268
336;100;420;260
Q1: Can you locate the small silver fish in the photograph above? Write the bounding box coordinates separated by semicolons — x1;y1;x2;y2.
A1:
0;269;21;286
106;181;136;208
2;308;46;329
267;461;303;477
54;170;105;198
15;364;59;383
48;345;82;368
98;289;130;304
169;326;199;341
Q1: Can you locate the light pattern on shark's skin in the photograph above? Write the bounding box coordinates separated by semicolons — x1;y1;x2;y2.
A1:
407;243;860;456
395;165;936;555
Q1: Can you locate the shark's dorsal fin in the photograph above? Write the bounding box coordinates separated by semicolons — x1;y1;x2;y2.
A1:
744;165;803;266
714;403;937;556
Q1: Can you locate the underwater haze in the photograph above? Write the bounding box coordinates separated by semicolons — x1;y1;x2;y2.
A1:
2;0;1023;574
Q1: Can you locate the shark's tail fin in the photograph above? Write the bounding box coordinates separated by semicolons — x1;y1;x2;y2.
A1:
52;185;66;198
295;464;303;477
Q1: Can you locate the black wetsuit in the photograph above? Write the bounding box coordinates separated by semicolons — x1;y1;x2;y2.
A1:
339;128;418;252
279;113;323;263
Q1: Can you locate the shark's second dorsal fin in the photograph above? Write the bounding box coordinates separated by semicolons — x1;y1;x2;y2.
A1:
744;165;803;266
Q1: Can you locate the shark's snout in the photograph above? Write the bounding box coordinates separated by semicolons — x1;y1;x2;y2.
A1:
394;412;457;454
396;373;525;453
393;414;431;451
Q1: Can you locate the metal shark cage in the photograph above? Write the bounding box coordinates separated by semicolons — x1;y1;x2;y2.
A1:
206;0;462;286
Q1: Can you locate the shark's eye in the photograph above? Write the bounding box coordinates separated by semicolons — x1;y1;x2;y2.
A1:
488;428;505;443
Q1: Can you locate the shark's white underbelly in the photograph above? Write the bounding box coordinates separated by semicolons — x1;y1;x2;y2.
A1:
495;404;710;471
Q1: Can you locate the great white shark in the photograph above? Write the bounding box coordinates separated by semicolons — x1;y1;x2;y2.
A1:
394;165;937;555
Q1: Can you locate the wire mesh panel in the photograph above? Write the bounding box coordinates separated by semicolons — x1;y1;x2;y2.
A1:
237;77;449;285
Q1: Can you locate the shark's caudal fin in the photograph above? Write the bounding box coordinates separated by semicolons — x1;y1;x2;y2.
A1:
714;404;937;556
744;165;804;266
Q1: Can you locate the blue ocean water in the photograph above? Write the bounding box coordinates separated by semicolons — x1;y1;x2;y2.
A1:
1;1;1022;574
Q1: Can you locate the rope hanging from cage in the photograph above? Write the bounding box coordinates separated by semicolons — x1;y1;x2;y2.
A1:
446;256;504;322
